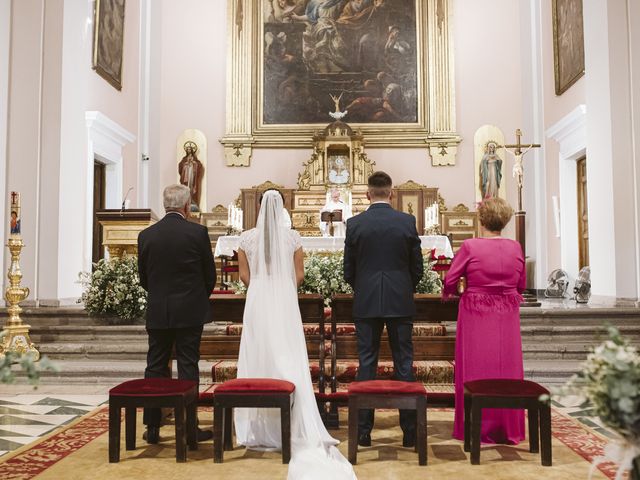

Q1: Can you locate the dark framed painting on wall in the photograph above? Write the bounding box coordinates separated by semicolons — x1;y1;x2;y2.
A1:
92;0;126;91
552;0;585;95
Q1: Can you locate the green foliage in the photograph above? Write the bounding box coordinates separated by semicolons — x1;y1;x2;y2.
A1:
79;256;147;321
299;252;353;306
565;326;640;441
0;333;59;388
230;252;443;307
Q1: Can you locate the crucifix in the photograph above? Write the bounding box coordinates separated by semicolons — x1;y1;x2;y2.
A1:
502;129;541;257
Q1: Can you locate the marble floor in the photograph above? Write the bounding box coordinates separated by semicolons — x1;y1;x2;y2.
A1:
0;384;615;460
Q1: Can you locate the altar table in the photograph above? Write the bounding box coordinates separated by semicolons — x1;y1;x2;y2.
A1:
214;235;453;258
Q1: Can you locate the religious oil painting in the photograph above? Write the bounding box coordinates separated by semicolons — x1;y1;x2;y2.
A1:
552;0;585;95
262;0;418;125
93;0;126;91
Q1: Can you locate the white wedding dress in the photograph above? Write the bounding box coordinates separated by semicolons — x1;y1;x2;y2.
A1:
235;191;356;480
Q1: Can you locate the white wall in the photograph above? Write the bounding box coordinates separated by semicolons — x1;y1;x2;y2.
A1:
5;0;140;304
0;0;11;280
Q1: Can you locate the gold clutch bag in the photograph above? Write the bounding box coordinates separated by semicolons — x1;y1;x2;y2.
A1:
457;276;466;295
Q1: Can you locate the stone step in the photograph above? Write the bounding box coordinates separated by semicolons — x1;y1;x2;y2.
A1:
9;358;581;388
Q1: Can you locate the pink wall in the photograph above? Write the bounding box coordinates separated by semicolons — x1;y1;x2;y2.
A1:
151;0;525;239
87;0;140;202
540;0;585;272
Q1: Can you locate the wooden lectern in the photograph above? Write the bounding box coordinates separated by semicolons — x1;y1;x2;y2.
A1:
96;209;158;258
321;210;342;237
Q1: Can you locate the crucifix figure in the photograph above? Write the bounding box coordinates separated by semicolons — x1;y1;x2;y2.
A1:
503;129;541;213
502;129;540;304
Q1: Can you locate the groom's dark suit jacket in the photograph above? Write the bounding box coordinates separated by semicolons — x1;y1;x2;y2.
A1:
344;203;424;318
138;213;216;329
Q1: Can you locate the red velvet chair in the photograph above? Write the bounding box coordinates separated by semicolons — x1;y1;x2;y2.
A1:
347;380;428;466
108;378;198;463
220;251;239;288
463;379;552;466
213;378;295;464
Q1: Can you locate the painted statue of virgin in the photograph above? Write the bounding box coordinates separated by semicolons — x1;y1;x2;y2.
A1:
479;141;503;199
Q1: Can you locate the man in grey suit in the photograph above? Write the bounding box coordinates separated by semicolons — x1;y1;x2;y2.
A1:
343;171;424;448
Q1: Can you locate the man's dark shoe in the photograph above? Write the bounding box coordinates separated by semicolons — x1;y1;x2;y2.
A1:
358;433;371;447
402;431;416;448
197;428;213;442
143;426;160;444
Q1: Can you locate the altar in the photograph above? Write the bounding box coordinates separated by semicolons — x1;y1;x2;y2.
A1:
214;235;454;259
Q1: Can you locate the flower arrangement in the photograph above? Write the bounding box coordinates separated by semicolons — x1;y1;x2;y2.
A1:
230;252;443;306
299;252;353;306
78;256;147;321
563;326;640;479
416;256;443;295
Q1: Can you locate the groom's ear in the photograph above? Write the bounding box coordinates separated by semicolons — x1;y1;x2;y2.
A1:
366;191;371;201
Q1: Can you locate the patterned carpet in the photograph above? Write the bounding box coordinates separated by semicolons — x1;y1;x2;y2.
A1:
0;396;626;480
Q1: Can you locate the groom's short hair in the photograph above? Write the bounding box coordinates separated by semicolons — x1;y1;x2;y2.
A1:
368;171;392;199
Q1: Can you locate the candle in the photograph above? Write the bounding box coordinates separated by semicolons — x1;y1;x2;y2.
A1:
227;204;232;226
424;208;428;229
10;191;21;235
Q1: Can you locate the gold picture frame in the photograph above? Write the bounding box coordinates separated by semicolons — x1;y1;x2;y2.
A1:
221;0;460;167
92;0;126;91
552;0;585;95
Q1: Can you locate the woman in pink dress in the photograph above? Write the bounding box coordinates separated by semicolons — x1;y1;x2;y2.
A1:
444;197;526;444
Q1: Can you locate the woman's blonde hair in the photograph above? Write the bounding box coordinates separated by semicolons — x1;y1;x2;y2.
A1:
478;197;514;232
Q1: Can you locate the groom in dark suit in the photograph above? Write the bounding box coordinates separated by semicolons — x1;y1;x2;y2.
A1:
343;171;424;448
137;184;216;443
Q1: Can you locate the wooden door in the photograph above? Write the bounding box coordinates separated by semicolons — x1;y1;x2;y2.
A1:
576;157;589;269
92;161;106;265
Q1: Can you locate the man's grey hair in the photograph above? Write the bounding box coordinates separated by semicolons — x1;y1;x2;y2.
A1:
163;184;190;210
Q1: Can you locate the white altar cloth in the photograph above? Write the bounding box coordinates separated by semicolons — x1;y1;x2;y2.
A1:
214;235;453;258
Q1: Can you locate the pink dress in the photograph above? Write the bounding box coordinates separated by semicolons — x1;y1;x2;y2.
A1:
444;237;526;445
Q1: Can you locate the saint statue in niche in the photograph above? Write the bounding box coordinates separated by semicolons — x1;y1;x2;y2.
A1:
479;141;503;199
178;141;205;211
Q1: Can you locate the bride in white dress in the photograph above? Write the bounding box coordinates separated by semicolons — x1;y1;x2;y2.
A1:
235;190;356;480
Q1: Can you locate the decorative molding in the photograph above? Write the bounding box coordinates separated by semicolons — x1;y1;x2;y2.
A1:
251;180;284;191
396;180;428;190
545;104;587;160
452;203;470;213
211;204;227;214
429;142;459;166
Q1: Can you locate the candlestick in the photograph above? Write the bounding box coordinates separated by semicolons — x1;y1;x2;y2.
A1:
1;191;39;360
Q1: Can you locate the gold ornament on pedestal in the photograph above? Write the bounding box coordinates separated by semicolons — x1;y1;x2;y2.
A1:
0;192;39;360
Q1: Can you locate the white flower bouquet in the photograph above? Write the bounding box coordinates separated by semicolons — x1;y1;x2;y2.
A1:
566;326;640;479
79;257;147;321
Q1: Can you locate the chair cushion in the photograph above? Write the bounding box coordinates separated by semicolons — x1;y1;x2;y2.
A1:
216;378;295;394
464;379;550;398
315;391;350;402
109;378;197;397
348;380;427;396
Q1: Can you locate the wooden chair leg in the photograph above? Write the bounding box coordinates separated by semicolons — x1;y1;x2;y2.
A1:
348;398;359;465
187;400;197;451
463;393;471;453
470;402;482;465
109;403;121;463
213;405;224;463
539;403;552;466
125;406;136;451
281;400;292;465
528;407;539;453
417;396;427;466
223;407;233;451
174;404;187;463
